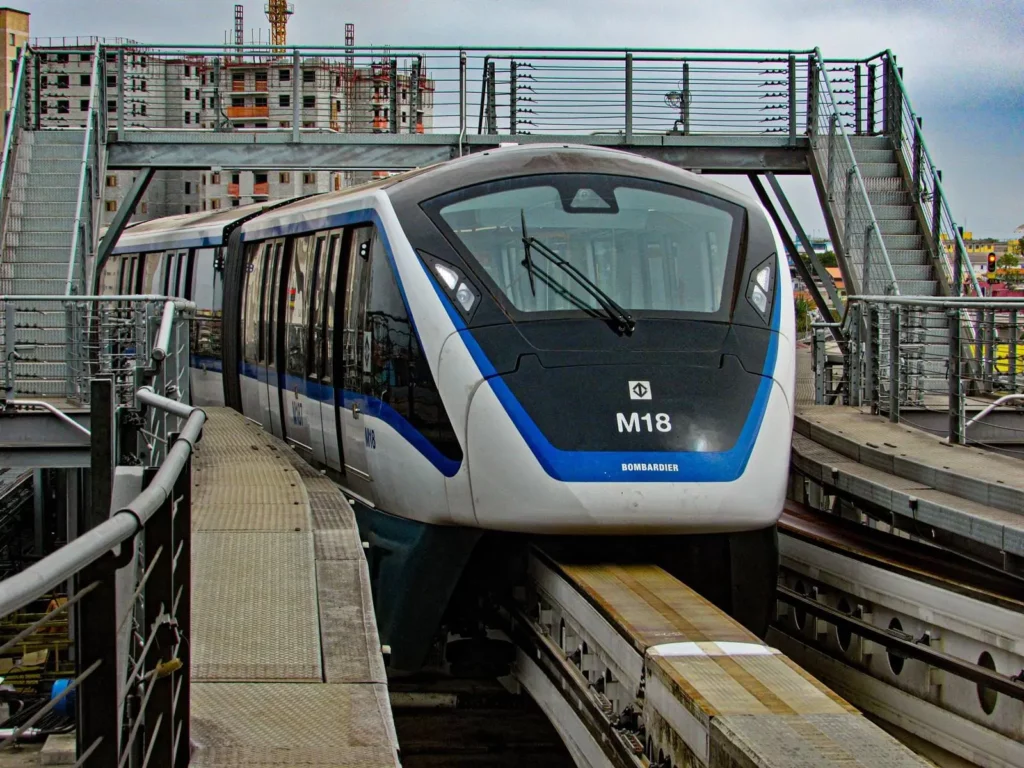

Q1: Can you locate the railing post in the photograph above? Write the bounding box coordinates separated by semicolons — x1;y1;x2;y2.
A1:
485;60;497;135
509;60;517;135
984;309;995;394
912;117;923;202
889;305;900;422
866;63;876;135
853;63;862;135
813;326;825;404
172;444;192;767
389;58;399;134
805;55;818;136
788;55;797;141
4;302;15;399
142;462;175;765
953;223;964;298
458;51;466;156
291;49;300;142
849;303;863;405
681;61;690;135
881;57;890;139
32;53;40;130
76;377;120;767
867;305;879;413
948;308;963;443
116;49;125;141
624;53;633;142
410;57;421;135
1010;309;1018;393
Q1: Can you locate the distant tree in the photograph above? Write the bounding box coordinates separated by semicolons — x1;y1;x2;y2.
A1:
819;250;837;268
998;253;1019;270
794;293;813;334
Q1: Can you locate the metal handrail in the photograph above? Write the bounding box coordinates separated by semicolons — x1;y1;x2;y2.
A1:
881;51;984;298
848;295;1024;309
0;295;200;616
0;50;29;254
813;48;900;296
64;42;103;296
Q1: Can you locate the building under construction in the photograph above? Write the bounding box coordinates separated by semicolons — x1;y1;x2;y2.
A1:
29;6;435;223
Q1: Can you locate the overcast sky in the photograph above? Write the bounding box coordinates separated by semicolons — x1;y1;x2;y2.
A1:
20;0;1024;238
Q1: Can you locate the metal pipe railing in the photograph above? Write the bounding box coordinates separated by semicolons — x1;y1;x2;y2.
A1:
812;48;900;297
0;50;28;250
64;43;104;296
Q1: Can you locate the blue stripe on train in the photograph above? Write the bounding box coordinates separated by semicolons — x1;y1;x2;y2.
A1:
239;361;462;477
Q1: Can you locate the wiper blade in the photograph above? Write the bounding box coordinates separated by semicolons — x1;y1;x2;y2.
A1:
524;235;636;335
519;209;537;296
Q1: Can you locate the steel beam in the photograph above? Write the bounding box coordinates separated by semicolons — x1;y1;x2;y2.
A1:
748;174;843;345
107;135;809;173
93;168;155;289
765;172;844;313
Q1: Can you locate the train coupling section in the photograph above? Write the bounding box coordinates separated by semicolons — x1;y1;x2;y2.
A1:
505;548;932;768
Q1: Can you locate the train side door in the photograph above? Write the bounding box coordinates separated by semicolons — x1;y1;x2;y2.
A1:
338;225;375;503
263;239;287;439
304;233;331;465
321;230;344;472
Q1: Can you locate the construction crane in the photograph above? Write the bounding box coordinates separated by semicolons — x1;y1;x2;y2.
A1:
265;0;294;47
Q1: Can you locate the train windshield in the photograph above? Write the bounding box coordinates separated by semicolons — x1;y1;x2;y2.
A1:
431;174;743;317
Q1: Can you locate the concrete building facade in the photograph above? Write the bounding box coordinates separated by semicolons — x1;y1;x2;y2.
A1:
0;7;29;118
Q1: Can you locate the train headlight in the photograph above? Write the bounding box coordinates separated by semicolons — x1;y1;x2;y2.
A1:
746;256;775;322
455;282;476;312
434;263;459;291
423;251;480;319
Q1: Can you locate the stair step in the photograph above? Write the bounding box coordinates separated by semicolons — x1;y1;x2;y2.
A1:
873;204;914;220
8;263;71;280
883;234;925;250
27;145;83;160
848;135;893;151
8;380;69;397
856;161;900;177
5;233;75;248
7;278;70;296
851;148;896;164
868;189;911;206
891;264;932;280
886;248;930;265
896;279;938;296
12;187;80;204
876;219;919;236
32;130;87;145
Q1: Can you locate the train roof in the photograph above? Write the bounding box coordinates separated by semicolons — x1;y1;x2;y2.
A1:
239;145;755;241
112;199;296;254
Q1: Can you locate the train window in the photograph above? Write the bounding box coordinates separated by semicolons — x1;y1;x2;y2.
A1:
175;251;188;297
192;247;223;364
141;253;163;296
285;235;314;378
342;227;374;395
266;242;284;367
321;231;342;385
241;243;265;365
99;256;121;295
162;252;176;296
181;250;196;301
364;232;462;461
428;174;742;319
308;235;328;380
255;242;271;362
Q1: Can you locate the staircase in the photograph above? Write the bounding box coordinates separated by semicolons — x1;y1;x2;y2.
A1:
1;130;90;397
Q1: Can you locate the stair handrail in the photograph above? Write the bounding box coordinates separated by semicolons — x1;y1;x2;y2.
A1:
811;48;900;297
64;42;103;296
880;51;984;299
0;49;29;257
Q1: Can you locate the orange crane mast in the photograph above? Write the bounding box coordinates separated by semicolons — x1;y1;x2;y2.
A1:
265;0;294;47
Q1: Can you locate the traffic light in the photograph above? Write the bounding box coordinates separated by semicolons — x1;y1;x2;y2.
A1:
988;253;997;273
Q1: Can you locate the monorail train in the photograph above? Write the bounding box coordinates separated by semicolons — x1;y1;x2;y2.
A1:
100;145;795;672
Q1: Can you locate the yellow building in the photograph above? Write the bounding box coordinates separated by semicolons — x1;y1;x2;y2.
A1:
0;7;29;118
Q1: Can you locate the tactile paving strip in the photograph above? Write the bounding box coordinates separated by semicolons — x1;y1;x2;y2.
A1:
191;682;400;767
191;532;322;681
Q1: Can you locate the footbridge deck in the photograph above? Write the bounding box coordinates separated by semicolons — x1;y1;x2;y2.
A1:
189;408;399;767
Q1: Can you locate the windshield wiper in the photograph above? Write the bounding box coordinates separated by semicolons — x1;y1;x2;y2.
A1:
520;209;537;296
522;232;636;335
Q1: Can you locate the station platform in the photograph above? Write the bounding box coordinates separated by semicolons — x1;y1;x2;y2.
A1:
188;408;400;767
793;404;1024;568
